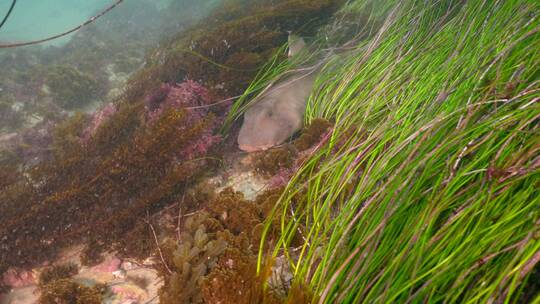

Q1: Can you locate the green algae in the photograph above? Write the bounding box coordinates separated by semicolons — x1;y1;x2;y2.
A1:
252;0;540;302
43;65;107;110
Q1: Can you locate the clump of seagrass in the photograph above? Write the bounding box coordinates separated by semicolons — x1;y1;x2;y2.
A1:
255;0;540;302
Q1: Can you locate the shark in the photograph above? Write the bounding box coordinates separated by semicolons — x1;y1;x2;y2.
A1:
237;34;319;152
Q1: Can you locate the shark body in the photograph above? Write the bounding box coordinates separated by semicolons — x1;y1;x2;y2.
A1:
238;35;319;152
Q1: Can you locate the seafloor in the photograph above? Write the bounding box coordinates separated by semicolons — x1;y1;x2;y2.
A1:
1;0;539;303
0;0;341;303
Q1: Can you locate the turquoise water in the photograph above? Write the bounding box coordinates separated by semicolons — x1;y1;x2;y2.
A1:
0;0;112;46
0;0;180;46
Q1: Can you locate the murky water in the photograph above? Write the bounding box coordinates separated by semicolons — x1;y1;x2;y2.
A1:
0;0;217;140
0;0;111;46
0;1;538;303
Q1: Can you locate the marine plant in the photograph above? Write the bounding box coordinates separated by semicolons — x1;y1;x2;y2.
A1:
38;279;106;304
0;80;223;278
240;0;540;302
158;213;228;303
37;263;107;304
81;103;117;143
0;119;57;165
255;147;296;177
122;0;343;103
43;65;107;109
0;3;344;293
0;0;209;119
0;98;25;132
38;263;79;287
158;188;292;304
255;118;333;173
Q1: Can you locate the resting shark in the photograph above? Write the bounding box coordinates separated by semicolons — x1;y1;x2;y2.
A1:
238;35;318;152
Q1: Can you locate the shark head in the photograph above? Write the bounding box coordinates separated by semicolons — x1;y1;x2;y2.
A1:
237;33;313;152
237;97;300;152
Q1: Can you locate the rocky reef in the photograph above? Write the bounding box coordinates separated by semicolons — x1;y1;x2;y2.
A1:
0;1;342;302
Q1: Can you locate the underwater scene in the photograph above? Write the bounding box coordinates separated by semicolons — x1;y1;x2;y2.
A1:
0;0;538;303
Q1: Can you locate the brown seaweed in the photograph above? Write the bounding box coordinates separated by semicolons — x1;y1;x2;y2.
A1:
0;0;343;299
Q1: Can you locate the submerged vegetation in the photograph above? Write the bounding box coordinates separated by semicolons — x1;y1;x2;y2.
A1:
248;0;540;302
1;0;539;302
122;0;343;101
0;79;222;273
44;65;107;109
0;0;341;299
158;189;274;304
0;0;220;132
36;263;107;304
